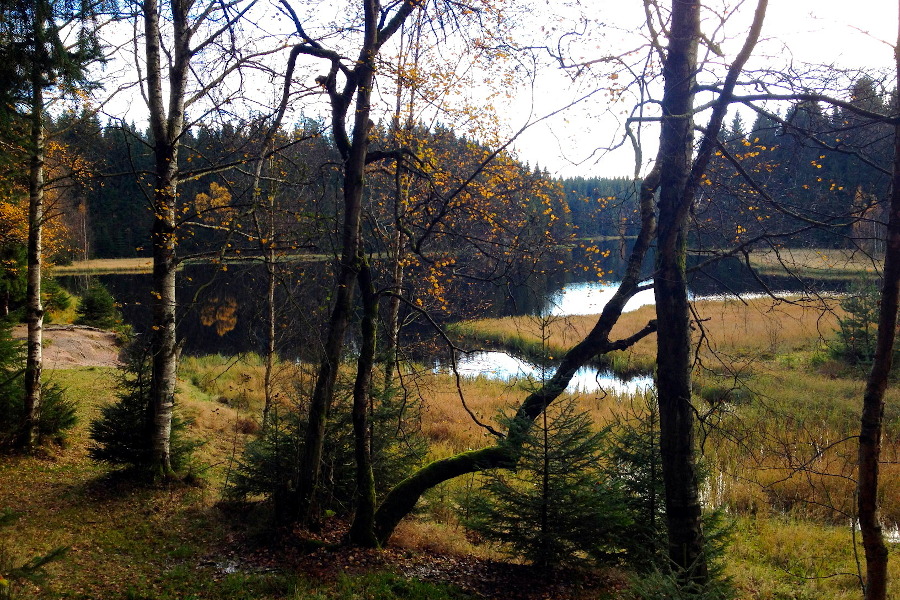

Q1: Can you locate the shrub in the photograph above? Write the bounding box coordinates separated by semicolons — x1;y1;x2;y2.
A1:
465;398;631;569
75;283;120;330
0;320;76;450
601;397;668;571
88;341;195;473
625;563;735;600
227;381;427;521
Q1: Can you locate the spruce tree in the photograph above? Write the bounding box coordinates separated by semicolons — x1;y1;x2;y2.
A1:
466;398;631;569
74;282;119;330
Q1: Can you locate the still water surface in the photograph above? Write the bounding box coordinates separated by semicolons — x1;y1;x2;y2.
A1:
438;278;657;395
435;350;654;396
67;246;840;394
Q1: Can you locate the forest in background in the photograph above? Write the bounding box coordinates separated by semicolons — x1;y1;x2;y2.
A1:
6;77;894;270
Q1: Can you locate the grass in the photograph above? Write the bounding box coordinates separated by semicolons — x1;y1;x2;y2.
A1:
449;293;900;598
727;516;900;600
4;291;900;599
51;257;155;275
0;364;479;599
746;247;882;279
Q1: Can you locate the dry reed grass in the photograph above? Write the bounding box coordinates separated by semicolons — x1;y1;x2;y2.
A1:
746;247;882;278
728;515;900;599
457;296;841;375
52;257;155;274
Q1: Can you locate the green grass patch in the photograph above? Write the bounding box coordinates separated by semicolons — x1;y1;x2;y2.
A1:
727;516;900;600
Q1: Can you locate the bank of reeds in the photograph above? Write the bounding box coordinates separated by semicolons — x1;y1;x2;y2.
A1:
453;295;840;377
746;247;882;279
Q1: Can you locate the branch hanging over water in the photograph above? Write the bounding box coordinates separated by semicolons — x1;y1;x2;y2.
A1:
373;173;660;545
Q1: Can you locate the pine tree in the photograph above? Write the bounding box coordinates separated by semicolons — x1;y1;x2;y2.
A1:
466;398;631;569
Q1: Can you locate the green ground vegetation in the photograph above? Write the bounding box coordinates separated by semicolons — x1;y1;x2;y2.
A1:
2;293;899;598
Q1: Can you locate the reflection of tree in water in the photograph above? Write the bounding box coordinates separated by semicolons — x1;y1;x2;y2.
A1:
200;296;238;336
76;242;850;362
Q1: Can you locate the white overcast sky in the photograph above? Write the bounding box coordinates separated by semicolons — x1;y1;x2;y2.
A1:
92;0;899;179
511;0;900;178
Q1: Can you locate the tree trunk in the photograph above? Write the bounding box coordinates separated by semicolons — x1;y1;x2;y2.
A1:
262;242;277;424
348;259;379;546
22;56;44;451
294;30;378;523
294;123;370;522
144;0;189;477
650;0;767;582
148;162;178;476
289;0;423;524
856;11;900;598
654;0;707;582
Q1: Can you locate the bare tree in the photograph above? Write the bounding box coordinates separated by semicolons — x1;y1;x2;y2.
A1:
856;8;900;598
275;0;425;530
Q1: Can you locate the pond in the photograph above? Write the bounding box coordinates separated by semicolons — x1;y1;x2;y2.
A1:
59;241;848;393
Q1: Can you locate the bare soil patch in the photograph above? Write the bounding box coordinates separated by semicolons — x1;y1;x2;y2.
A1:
12;324;123;368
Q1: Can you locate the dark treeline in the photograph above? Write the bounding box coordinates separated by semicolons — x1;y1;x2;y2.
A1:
40;77;896;266
698;77;894;251
561;77;895;252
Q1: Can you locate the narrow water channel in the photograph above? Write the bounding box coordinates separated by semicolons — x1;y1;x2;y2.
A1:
434;280;656;395
434;350;653;395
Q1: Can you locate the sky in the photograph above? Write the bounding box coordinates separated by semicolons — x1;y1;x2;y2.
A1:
90;0;900;180
511;0;900;178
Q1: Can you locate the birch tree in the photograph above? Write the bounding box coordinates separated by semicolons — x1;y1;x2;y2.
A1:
0;0;107;450
136;0;268;475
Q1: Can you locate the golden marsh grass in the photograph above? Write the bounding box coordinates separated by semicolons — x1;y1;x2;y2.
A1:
52;257;155;274
457;295;841;374
747;247;882;278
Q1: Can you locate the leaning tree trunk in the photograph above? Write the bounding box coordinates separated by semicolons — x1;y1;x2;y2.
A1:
856;11;900;598
372;172;659;545
22;64;45;451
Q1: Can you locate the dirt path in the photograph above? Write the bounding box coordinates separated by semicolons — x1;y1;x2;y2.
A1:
12;324;123;368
